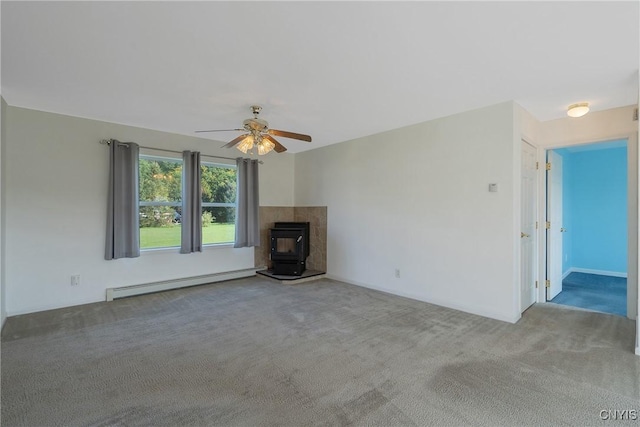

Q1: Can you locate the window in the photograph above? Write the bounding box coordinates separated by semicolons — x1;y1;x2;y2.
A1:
139;156;183;249
139;155;237;250
201;162;236;245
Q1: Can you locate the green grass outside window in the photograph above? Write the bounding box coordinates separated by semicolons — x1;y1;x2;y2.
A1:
140;223;235;249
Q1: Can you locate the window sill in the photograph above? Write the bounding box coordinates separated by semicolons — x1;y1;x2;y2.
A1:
140;242;235;255
203;242;235;250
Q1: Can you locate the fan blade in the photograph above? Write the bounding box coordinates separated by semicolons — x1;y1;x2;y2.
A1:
264;135;287;153
195;128;243;133
268;129;312;142
222;134;250;149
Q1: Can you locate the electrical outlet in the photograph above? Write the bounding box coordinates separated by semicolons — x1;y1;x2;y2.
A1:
71;275;80;286
394;269;400;278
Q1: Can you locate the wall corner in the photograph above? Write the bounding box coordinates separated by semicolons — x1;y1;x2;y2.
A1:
0;96;7;327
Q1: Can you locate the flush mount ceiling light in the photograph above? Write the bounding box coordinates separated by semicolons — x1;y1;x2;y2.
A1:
567;102;590;118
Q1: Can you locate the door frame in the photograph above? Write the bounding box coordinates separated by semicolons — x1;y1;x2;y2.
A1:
520;139;538;313
545;149;564;301
536;134;638;321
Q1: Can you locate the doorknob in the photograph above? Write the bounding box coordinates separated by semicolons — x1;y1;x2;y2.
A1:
560;228;567;232
521;232;530;238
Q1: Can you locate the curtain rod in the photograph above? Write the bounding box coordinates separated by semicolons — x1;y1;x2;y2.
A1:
99;139;263;164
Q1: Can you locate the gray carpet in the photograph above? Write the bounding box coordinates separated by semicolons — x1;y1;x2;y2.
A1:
551;272;627;317
2;277;639;426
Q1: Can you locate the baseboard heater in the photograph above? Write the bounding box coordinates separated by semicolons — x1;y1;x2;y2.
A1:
105;267;259;301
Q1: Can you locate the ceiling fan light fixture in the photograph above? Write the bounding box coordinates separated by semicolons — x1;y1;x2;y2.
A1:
236;135;254;154
567;102;590;118
257;138;276;155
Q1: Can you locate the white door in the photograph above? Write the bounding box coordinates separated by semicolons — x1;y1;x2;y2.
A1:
546;150;563;300
521;141;537;311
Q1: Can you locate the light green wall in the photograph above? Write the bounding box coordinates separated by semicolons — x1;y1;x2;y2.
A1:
295;101;520;322
3;105;295;315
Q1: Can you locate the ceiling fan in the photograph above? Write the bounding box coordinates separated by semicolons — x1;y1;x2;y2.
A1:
195;105;312;155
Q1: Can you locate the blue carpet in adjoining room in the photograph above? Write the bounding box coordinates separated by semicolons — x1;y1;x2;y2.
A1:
550;272;626;317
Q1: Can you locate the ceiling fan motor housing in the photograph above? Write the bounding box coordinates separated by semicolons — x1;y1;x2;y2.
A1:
243;117;269;132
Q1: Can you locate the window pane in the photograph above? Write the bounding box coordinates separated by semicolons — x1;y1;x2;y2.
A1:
139;206;182;249
140;222;181;249
139;156;182;249
140;158;182;203
201;163;236;245
201;164;236;204
202;207;235;245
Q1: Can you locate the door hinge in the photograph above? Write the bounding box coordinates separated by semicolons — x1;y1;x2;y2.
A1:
545;162;551;171
545;280;550;288
545;221;551;229
634;107;638;121
536;161;539;170
535;280;538;289
536;221;538;229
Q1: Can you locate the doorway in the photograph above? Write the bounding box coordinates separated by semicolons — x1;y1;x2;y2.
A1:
546;140;628;317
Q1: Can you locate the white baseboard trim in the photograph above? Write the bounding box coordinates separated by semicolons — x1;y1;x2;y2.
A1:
563;267;627;278
106;268;258;301
8;296;104;317
325;274;520;324
636;346;640;356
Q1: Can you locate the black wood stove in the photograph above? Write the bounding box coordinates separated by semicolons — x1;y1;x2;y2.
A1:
270;222;310;276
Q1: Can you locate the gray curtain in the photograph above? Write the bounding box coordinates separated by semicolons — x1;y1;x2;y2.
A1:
234;158;260;248
181;151;202;253
105;140;140;260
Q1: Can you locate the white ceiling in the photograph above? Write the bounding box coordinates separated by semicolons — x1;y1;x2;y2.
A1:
2;1;638;154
